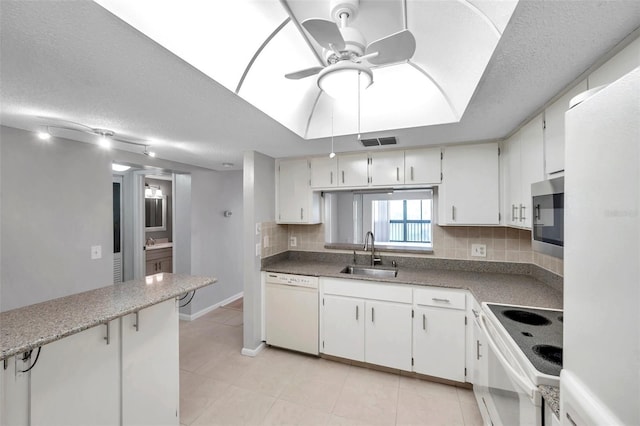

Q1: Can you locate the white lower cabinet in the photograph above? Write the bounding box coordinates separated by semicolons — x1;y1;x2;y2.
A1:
31;320;120;426
122;299;179;426
412;288;467;382
320;278;413;371
365;300;412;371
1;356;31;426
322;295;365;361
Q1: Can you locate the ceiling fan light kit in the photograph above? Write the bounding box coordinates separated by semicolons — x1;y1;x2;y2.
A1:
318;61;372;100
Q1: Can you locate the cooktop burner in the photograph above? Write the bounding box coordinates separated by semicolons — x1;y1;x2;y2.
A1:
487;304;563;377
502;309;552;326
533;344;563;366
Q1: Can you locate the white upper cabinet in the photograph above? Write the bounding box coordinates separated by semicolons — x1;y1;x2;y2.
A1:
544;80;587;175
503;115;544;229
438;143;500;225
588;36;640;88
370;151;405;186
310;156;338;188
277;158;321;224
338;153;369;187
405;147;441;185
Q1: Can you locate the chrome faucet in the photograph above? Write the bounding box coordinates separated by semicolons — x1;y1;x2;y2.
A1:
363;231;381;267
146;237;155;246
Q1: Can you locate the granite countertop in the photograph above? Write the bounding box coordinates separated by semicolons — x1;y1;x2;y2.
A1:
540;385;560;418
0;273;216;360
263;258;563;309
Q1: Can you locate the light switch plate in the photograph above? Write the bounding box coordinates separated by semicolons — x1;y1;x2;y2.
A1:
290;236;297;247
263;235;270;248
91;245;102;259
255;243;261;257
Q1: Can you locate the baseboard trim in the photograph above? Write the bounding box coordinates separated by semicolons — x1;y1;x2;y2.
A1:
179;291;243;321
241;342;266;357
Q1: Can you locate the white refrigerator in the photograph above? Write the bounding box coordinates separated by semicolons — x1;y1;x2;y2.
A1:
562;66;640;425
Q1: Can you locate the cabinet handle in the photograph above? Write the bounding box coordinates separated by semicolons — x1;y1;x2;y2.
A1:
330;171;333;185
133;311;139;332
432;297;451;303
103;322;110;345
396;167;400;181
422;314;426;331
477;340;482;360
300;208;304;220
535;204;541;220
410;166;414;181
519;204;526;222
356;305;359;320
371;307;375;322
451;205;456;221
342;170;345;184
512;204;517;222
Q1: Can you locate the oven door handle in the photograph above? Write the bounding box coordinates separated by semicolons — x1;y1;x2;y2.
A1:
479;312;538;402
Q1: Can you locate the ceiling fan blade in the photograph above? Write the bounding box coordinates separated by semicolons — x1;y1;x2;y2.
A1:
365;29;416;66
285;66;324;80
301;18;345;51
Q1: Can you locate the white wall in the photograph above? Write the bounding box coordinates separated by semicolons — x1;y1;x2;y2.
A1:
188;170;243;315
1;125;113;311
243;151;275;352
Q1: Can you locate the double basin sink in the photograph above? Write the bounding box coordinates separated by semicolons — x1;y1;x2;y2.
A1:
340;265;398;278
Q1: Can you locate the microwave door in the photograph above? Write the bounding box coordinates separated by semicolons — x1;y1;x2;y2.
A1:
532;194;564;246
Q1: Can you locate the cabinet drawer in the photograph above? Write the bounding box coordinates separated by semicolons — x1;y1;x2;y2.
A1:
145;247;172;261
414;287;466;310
321;278;412;304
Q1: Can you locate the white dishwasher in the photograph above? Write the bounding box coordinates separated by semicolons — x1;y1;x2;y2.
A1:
265;272;319;355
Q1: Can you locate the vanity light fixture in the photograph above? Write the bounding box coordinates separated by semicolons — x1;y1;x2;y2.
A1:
144;185;163;199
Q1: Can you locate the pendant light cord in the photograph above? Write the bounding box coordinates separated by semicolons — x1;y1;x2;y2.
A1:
357;71;361;140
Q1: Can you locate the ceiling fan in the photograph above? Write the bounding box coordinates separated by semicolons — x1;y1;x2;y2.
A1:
285;0;416;98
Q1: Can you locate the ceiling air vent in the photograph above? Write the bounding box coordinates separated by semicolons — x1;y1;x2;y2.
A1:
359;137;397;147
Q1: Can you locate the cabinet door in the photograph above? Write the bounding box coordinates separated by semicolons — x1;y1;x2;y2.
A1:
544;80;587;175
364;300;412;371
311;156;338;188
518;115;544;229
439;143;500;225
278;159;309;223
405;147;441;185
503;134;522;227
370;151;404;186
338;153;369;187
321;295;365;361
122;299;179;426
1;356;30;426
31;320;120;426
159;257;173;273
413;306;466;382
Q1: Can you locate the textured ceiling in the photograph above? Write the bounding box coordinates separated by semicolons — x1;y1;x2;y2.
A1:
1;1;639;171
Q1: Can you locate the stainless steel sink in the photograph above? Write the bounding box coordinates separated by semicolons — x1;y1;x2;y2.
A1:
340;265;398;278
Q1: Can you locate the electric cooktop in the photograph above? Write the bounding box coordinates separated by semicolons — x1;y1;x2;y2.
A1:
486;304;563;377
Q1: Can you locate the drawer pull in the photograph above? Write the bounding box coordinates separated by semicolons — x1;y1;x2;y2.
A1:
476;340;482;360
330;171;333;185
342;170;345;184
371;307;375;322
422;314;426;331
356;305;359;320
133;311;139;332
410;166;414;181
432;297;451;303
396;167;400;181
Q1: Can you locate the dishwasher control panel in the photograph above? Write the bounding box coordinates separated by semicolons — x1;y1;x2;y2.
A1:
265;273;318;289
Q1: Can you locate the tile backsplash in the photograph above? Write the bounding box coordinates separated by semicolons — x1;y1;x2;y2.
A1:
260;222;563;277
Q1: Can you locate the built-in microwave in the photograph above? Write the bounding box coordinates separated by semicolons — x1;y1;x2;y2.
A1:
531;177;564;259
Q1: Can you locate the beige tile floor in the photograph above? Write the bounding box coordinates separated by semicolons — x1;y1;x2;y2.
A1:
179;299;483;426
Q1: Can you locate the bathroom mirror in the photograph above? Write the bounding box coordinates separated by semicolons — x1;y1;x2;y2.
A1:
145;195;167;232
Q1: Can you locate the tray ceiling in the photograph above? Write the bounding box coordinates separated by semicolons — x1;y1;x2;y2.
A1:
95;0;518;139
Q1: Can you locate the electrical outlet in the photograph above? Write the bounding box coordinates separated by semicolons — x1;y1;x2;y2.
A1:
255;223;261;235
255;243;261;257
290;236;297;247
91;245;102;260
263;235;270;248
471;244;487;257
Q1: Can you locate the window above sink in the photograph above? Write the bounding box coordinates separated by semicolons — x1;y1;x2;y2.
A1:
324;189;434;252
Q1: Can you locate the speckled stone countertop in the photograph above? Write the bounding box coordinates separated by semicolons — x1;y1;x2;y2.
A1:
262;252;562;308
0;273;216;360
540;385;560;418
